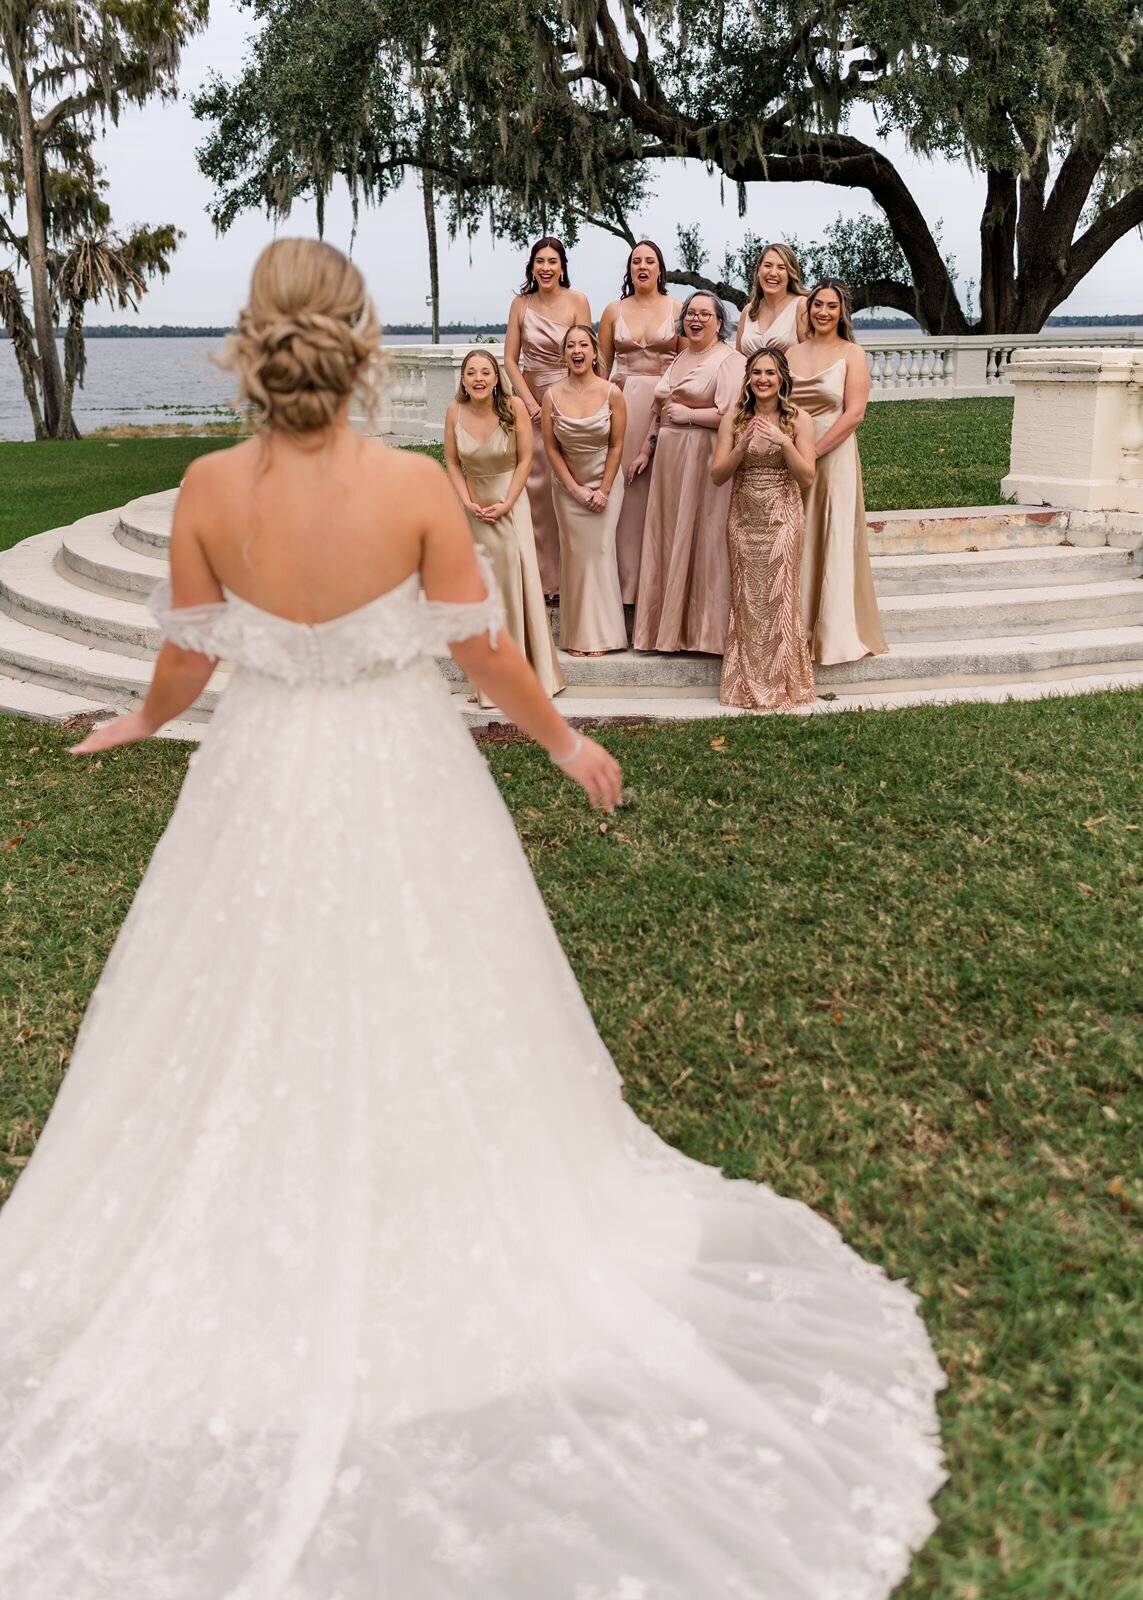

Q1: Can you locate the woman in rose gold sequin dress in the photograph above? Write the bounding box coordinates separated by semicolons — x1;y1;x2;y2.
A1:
503;237;592;598
712;346;818;711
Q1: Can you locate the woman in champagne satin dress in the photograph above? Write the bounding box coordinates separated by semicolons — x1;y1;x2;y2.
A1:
787;279;888;665
503;237;592;598
598;241;680;603
735;242;809;358
711;346;817;711
444;350;564;704
542;326;628;655
629;293;745;654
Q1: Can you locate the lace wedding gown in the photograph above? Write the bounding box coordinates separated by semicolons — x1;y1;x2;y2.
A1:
0;568;945;1600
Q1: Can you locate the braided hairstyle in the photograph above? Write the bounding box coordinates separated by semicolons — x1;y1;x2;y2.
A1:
220;238;384;436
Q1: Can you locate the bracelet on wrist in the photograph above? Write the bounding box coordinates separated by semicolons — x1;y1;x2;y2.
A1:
550;731;583;768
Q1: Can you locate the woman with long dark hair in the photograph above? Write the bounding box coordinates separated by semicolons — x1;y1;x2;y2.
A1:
628;290;745;653
503;237;591;597
597;239;681;606
786;278;887;664
711;345;817;709
444;348;563;702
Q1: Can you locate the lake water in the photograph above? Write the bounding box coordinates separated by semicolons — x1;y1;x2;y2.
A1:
0;334;483;441
2;328;1140;441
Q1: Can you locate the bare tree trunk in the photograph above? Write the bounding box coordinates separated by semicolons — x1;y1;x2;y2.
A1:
421;169;440;343
15;75;66;437
979;170;1018;334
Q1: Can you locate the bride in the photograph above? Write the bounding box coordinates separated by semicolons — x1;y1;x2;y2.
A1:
0;240;945;1599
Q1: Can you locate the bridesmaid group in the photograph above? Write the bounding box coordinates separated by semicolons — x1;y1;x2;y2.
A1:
447;235;887;712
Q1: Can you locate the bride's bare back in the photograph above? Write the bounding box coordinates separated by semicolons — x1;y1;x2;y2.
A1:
176;422;446;623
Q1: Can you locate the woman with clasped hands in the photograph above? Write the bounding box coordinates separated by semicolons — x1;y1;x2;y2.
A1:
627;291;745;654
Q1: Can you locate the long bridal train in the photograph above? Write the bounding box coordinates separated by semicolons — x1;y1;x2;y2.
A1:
0;575;944;1599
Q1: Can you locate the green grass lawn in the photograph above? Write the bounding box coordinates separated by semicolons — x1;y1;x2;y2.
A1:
0;398;1014;552
2;696;1140;1598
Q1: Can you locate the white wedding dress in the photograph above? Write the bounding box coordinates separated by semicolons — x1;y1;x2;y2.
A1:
0;567;945;1600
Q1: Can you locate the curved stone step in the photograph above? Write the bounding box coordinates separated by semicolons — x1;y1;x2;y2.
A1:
116;490;178;556
61;511;165;598
0;608;223;717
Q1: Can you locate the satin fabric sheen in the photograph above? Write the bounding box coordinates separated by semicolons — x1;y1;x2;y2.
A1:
610;308;678;602
633;342;746;654
549;391;627;653
792;357;889;665
736;298;804;358
455;416;564;702
520;305;573;595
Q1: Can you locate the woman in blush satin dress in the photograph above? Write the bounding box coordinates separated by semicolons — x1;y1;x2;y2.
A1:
0;240;945;1600
444;349;564;705
787;278;888;665
735;242;810;358
711;346;817;711
629;292;746;654
542;325;628;656
503;237;591;598
597;239;680;604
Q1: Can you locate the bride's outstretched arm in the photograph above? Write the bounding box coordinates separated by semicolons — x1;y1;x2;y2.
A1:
421;469;622;812
71;466;222;753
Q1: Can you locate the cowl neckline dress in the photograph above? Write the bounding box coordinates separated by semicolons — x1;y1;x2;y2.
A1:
611;305;678;602
633;340;746;654
737;296;803;356
792;355;889;665
520;303;574;596
549;388;627;652
455;415;564;701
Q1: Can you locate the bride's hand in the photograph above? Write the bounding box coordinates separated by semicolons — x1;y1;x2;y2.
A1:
69;710;158;754
551;733;622;811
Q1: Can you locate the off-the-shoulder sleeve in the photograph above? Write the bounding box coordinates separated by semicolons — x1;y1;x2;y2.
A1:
714;348;748;414
416;549;505;654
146;579;229;658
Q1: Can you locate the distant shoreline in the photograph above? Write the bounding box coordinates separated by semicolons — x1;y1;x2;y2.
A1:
71;313;1143;338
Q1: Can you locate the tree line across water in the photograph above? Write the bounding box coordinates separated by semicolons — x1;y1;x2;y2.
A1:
3;0;1141;437
76;314;1143;340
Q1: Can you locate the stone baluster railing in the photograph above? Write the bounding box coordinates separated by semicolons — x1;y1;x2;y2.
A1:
359;330;1143;440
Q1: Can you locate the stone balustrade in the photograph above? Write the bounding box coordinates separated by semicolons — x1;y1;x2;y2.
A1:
362;330;1143;443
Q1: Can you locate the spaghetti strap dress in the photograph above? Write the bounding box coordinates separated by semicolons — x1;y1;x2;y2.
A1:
611;308;678;602
549;389;627;653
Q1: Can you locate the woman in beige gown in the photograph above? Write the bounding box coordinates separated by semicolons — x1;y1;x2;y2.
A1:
735;242;809;357
787;278;888;665
597;241;680;603
629;293;746;654
542;326;628;655
444;350;564;705
711;346;818;711
503;237;592;598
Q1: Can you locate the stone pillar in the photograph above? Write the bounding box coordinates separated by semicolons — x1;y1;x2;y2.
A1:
1002;347;1143;549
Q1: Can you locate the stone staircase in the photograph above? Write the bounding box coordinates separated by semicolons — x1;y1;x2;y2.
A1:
2;490;1143;731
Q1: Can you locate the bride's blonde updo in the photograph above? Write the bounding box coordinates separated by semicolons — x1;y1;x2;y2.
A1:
221;238;384;436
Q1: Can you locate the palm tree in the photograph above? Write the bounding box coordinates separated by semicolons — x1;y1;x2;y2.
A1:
0;0;206;438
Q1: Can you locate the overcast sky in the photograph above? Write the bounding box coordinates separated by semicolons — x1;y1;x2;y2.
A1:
80;2;1143;328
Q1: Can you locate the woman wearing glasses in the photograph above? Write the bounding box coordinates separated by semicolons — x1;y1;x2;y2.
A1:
629;292;745;654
